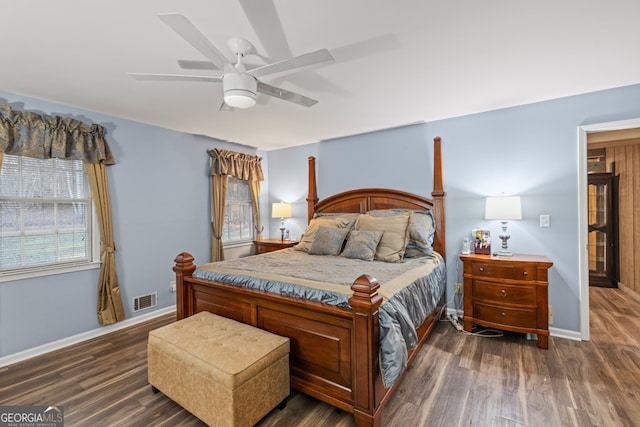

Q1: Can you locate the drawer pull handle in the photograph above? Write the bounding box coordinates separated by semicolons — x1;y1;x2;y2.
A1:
501;312;506;317
479;267;484;272
500;289;506;296
523;271;529;276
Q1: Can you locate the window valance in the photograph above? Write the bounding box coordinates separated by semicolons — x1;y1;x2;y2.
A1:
208;148;263;181
0;105;115;165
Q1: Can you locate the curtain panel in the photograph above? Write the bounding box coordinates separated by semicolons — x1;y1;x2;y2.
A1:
0;105;124;325
210;174;229;262
208;149;264;262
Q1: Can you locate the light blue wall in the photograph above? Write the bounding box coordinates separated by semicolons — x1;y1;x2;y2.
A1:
265;143;319;241
3;82;640;357
0;92;259;357
267;83;640;334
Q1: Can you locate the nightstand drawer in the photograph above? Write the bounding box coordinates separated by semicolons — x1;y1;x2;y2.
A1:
473;302;537;328
472;263;536;281
255;245;269;255
472;280;535;305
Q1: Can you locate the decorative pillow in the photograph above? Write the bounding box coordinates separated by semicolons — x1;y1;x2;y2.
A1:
367;209;435;258
354;211;412;262
340;230;384;261
295;215;356;252
309;226;350;255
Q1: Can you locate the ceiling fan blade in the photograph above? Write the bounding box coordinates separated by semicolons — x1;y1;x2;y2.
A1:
178;59;263;72
128;73;222;83
257;82;318;107
238;0;291;61
249;49;334;79
158;13;229;70
177;59;219;71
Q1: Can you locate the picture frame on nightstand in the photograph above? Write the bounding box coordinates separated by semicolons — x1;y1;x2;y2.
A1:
472;228;491;254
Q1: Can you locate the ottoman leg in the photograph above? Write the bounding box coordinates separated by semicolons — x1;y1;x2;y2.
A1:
277;398;287;410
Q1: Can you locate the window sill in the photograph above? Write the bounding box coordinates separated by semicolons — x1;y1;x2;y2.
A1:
0;261;101;283
223;241;254;249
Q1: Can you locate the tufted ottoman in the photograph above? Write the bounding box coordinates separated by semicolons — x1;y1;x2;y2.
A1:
148;311;290;427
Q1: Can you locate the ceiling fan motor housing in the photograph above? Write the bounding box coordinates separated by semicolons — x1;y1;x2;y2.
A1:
223;72;257;109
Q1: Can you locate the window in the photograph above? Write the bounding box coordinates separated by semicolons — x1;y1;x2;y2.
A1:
222;176;254;244
0;154;99;279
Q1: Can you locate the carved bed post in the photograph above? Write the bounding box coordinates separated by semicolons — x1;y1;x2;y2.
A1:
173;252;196;320
307;156;319;223
431;137;447;261
349;274;383;427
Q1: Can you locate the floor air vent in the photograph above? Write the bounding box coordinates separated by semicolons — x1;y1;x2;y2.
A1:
132;292;157;312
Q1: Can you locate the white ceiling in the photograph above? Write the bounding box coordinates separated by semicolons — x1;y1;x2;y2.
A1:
2;1;640;150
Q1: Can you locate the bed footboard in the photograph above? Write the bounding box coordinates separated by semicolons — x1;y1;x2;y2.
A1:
173;252;386;427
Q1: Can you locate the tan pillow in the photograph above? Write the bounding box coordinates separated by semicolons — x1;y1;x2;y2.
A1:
295;216;355;252
354;211;412;262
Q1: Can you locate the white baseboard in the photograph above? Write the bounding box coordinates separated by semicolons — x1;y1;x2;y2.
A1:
0;306;176;368
549;326;582;341
446;308;582;342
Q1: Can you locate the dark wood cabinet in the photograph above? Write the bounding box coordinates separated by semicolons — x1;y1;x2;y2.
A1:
460;253;553;349
253;238;298;254
588;172;619;287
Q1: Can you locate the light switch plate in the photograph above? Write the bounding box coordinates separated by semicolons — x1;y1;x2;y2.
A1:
540;214;551;227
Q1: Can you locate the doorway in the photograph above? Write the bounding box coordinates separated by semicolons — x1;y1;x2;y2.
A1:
579;119;640;341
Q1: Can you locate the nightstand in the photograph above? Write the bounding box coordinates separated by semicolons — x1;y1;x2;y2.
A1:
459;253;553;349
253;238;298;255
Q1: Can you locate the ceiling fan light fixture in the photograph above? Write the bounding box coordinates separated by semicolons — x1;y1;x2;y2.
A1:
224;91;257;109
223;73;257;109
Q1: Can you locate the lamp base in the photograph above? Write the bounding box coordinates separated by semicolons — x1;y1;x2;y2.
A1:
279;220;285;241
498;221;513;256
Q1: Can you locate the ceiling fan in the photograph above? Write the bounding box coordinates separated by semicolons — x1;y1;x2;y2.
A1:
129;13;334;110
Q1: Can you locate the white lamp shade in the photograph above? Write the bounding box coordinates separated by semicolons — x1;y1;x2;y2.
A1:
485;196;522;220
272;202;292;218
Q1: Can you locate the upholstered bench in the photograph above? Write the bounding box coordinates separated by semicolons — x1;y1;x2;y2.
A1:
148;311;290;427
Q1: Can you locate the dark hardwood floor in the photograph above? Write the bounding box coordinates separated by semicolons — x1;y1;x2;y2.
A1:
1;287;639;426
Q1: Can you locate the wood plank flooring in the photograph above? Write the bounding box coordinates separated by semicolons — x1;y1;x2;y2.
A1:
1;287;638;426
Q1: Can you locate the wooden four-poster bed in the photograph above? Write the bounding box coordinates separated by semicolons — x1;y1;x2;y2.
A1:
172;137;446;426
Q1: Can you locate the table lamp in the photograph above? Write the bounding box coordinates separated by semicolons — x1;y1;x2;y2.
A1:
485;196;522;256
272;202;292;241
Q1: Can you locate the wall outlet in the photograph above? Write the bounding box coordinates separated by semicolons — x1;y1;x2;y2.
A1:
169;280;176;293
548;304;553;325
454;283;463;294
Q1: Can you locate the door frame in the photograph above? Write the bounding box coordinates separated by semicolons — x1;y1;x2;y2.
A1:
578;118;640;340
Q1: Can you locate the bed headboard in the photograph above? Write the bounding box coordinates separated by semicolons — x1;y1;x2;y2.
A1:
306;137;446;260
